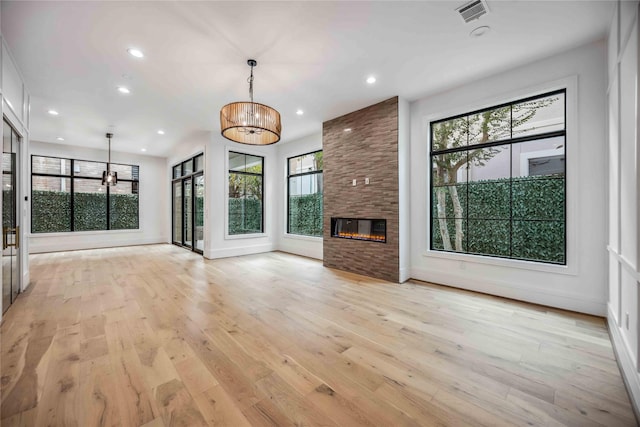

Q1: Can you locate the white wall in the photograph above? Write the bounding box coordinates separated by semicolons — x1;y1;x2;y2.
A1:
398;98;411;282
29;140;168;253
410;40;607;315
182;132;278;259
166;130;207;250
274;132;323;260
167;130;322;261
607;0;640;416
1;34;30;319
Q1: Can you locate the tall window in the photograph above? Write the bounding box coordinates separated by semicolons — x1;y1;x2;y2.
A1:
430;90;566;264
172;153;204;253
31;155;139;233
228;151;263;235
287;150;323;237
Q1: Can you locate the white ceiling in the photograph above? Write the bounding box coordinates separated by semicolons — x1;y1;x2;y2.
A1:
2;1;614;157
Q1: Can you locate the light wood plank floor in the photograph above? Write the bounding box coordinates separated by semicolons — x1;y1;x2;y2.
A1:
0;244;636;426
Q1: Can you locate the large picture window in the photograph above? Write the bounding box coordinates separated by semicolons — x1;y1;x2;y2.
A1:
287;150;323;237
430;90;566;264
228;151;263;235
31;155;139;233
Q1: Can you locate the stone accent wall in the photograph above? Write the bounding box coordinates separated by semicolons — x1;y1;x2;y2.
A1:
323;97;399;282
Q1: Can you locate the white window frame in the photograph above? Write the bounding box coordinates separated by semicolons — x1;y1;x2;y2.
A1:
424;76;578;276
224;146;267;240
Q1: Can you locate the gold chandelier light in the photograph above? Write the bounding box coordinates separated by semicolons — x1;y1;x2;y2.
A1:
220;59;281;145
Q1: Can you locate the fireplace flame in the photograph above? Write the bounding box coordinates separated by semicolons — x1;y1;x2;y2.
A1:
335;232;385;242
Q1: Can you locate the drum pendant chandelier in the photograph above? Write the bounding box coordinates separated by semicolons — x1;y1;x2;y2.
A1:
220;59;282;145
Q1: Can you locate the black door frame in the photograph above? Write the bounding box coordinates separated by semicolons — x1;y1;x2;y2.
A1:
171;155;204;255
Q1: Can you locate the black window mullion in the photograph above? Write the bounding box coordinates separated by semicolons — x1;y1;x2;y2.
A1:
509;105;513;258
228;152;264;235
432;129;566;156
429;89;566;265
465;116;469;253
106;184;110;231
31;155;138;234
430;88;566;127
286;150;323;237
261;157;264;234
465;150;469;253
287;175;291;234
70;159;75;231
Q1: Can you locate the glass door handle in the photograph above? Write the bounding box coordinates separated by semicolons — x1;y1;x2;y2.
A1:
3;226;19;250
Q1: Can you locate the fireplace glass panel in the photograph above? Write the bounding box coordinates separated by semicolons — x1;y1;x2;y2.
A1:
331;218;386;243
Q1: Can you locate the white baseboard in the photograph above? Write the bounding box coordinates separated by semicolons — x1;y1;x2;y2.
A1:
277;239;322;260
205;244;275;260
608;303;640;422
399;267;410;283
22;270;30;292
410;266;606;316
28;236;167;254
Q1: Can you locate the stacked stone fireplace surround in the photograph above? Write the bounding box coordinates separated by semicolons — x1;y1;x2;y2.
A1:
323;97;400;283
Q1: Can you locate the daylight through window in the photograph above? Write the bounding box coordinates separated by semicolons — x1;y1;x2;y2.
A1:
430;90;566;264
228;151;264;235
31;155;139;233
287;150;323;237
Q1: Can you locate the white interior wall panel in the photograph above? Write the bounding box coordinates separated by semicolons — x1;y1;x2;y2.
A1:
619;20;638;268
622;270;639;362
1;43;23;124
610;76;621;253
611;253;621;324
607;0;640;416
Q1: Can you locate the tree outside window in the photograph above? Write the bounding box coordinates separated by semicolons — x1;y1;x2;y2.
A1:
228;152;264;235
430;90;566;264
287;150;323;237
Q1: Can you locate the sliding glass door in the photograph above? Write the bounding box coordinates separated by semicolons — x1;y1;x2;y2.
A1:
194;174;204;251
172;181;182;245
171;154;204;254
183;178;193;248
2;119;21;314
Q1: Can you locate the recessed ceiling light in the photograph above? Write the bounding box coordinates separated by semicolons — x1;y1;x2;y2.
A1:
470;26;491;38
344;128;352;132
157;130;165;135
117;86;131;94
141;148;147;152
127;48;144;58
296;109;304;116
48;109;59;116
366;76;376;84
56;137;64;141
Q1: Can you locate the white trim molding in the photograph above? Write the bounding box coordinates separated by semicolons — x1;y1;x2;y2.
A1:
412;266;606;316
205;243;275;260
608;303;640;420
423;75;579;276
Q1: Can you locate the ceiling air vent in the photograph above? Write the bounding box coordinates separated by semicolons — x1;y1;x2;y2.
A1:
456;0;489;23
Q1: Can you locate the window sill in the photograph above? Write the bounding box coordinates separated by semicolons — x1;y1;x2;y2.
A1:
225;232;267;240
283;233;322;242
29;229;141;237
423;249;576;276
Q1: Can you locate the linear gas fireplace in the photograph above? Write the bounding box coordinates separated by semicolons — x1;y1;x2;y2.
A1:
331;218;386;243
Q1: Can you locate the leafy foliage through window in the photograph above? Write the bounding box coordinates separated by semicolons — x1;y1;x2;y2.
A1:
228;151;263;235
287;151;323;237
31;155;139;233
430;90;566;264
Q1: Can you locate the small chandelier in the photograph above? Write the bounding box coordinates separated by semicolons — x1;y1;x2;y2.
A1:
102;132;117;186
220;59;281;145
